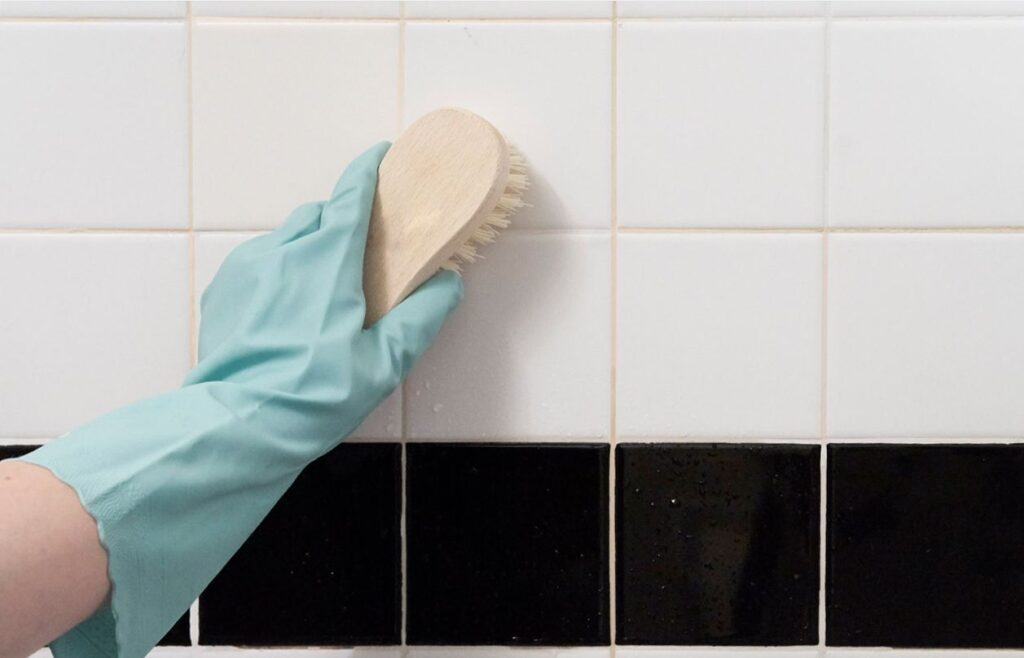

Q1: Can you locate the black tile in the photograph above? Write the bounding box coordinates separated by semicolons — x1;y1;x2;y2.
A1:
406;443;610;645
0;446;193;644
158;615;190;646
200;443;401;646
616;443;820;645
827;444;1024;648
0;445;38;460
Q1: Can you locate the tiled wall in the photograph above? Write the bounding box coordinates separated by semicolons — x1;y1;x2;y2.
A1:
3;0;1024;656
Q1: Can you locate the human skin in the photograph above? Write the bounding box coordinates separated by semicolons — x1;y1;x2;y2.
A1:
0;460;109;658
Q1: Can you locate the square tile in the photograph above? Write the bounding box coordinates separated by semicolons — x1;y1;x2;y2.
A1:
0;1;186;16
192;22;398;230
832;1;1024;16
0;23;188;228
827;234;1024;438
616;443;820;645
618;2;825;16
406;443;610;645
827;444;1024;647
193;1;399;16
158;615;190;646
617;22;824;228
0;444;39;460
617;234;822;439
194;232;401;439
0;235;189;439
406;233;610;440
200;443;401;646
830;21;1024;227
405;23;612;229
405;1;612;17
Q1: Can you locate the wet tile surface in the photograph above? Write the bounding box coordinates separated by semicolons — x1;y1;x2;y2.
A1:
200;443;401;646
616;443;820;645
406;443;610;645
827;444;1024;647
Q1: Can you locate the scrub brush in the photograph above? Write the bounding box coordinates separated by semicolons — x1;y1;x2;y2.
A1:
362;107;529;325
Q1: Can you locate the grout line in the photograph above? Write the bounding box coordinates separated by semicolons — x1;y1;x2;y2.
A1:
609;4;619;652
818;9;832;650
5;14;1024;23
6;225;1024;236
398;4;409;653
185;2;200;646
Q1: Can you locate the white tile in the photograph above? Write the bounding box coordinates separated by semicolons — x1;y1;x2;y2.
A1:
192;22;398;230
0;23;188;228
405;1;612;17
618;21;825;228
407;233;611;440
828;234;1024;438
193;1;400;17
0;235;189;438
0;1;186;16
194;232;401;440
618;1;825;17
830;21;1024;227
832;1;1024;16
405;23;612;230
617;234;822;439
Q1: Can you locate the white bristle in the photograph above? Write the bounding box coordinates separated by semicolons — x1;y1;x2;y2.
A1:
443;142;530;271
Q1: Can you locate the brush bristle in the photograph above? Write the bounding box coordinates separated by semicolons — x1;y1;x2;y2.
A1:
442;145;530;272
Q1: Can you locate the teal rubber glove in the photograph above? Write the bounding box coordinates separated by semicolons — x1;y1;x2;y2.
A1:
16;142;463;657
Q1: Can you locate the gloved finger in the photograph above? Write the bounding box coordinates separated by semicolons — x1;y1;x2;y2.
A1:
365;269;464;386
219;202;325;271
317;141;390;283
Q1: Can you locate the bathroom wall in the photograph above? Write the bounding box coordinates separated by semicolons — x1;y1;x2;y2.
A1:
2;0;1024;656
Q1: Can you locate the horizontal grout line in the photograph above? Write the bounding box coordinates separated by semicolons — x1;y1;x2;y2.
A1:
401;436;611;444
5;226;1024;236
5;15;1023;24
616;436;822;444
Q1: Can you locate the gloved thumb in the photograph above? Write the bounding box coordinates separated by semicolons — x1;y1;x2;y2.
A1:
366;269;464;382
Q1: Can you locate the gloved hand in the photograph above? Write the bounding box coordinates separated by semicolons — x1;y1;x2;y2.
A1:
17;142;462;658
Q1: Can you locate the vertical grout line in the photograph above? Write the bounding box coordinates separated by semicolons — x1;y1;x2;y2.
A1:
184;0;200;647
608;2;618;654
818;7;832;654
397;5;409;656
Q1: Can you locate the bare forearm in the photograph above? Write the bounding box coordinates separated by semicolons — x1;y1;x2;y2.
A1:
0;461;109;658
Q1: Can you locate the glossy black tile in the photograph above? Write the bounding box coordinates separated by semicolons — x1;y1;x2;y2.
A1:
406;443;610;645
827;444;1024;648
199;442;401;646
158;614;190;646
616;443;820;645
0;444;38;460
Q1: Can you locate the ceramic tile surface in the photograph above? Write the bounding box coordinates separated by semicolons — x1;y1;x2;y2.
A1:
0;0;186;16
192;22;398;230
0;22;188;228
406;443;610;645
407;233;610;440
617;234;822;439
827;234;1024;438
0;235;189;439
618;1;826;16
616;443;820;646
618;21;824;228
828;444;1024;647
404;22;612;229
830;20;1024;227
200;443;401;646
192;1;400;16
405;1;612;17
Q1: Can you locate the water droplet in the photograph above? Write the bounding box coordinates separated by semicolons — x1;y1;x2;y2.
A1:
432;403;443;413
